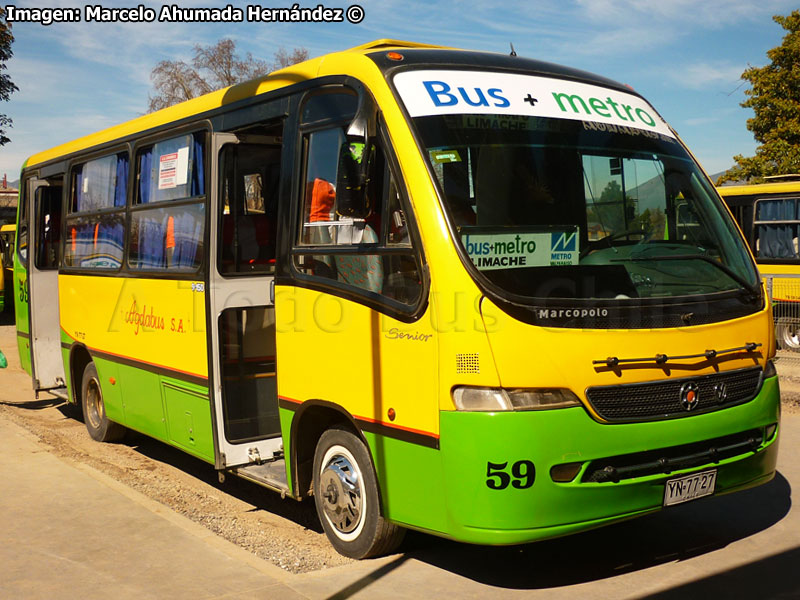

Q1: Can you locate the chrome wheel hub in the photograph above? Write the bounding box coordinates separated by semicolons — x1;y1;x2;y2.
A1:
86;380;103;429
779;323;800;350
319;454;362;534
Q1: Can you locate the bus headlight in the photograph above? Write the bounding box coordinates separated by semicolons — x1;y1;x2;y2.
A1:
452;387;582;411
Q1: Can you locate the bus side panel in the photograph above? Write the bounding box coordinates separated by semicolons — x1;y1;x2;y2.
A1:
59;341;72;401
14;255;31;375
59;274;210;449
276;285;441;521
93;356;124;424
361;431;449;535
161;379;214;463
117;363;169;441
279;406;296;497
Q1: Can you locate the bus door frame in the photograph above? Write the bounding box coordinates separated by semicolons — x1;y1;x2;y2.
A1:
208;129;285;469
27;175;67;392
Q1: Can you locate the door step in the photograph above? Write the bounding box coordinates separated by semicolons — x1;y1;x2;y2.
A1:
47;386;69;401
231;459;292;497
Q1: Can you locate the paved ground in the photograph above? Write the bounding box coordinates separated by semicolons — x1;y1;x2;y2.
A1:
1;312;799;598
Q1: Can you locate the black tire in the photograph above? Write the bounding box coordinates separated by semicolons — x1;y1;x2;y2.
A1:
313;427;405;559
81;362;125;442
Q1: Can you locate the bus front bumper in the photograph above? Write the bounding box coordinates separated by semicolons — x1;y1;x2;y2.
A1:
436;376;780;546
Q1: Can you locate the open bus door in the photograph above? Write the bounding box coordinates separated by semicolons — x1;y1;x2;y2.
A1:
208;128;289;492
27;175;67;394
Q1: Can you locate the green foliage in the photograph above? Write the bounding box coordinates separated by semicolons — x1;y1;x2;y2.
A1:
0;8;18;146
719;11;800;183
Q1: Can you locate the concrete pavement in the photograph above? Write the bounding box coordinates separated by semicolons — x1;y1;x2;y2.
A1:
2;402;799;599
0;411;310;600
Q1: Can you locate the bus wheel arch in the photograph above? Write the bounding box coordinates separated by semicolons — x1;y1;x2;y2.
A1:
69;344;93;409
291;401;363;498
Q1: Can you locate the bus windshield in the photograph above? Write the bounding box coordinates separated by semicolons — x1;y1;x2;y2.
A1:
414;114;757;300
401;76;758;302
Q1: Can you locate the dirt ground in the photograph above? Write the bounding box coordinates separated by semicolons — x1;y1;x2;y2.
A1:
1;309;797;575
0;313;354;574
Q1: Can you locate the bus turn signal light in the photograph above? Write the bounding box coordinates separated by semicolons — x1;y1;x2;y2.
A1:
550;462;583;482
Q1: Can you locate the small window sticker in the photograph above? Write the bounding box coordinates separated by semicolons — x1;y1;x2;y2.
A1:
430;149;462;164
461;227;579;270
158;146;189;190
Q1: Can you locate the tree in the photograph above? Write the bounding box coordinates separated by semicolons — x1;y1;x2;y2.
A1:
0;7;19;146
718;11;800;184
588;180;627;233
148;39;308;112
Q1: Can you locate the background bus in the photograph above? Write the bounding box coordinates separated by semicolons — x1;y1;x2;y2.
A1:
1;224;15;313
718;176;800;349
15;40;780;559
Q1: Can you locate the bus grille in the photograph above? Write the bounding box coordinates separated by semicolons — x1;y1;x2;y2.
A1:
585;367;763;423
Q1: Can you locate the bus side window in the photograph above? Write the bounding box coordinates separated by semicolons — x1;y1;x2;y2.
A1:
34;185;63;271
129;132;206;273
18;180;30;265
64;153;127;271
754;197;798;259
293;125;423;307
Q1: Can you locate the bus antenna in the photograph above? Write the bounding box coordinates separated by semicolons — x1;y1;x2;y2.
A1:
509;43;517;57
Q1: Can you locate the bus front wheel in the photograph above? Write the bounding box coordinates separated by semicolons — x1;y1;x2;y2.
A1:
313;427;405;559
81;362;125;442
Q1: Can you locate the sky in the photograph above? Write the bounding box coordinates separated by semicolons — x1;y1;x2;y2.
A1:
0;0;797;182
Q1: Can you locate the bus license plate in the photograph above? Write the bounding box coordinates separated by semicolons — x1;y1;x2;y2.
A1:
663;470;717;506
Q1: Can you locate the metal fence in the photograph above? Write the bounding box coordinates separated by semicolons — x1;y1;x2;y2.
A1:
763;272;800;363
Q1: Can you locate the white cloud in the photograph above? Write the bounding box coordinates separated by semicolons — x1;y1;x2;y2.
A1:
668;61;746;91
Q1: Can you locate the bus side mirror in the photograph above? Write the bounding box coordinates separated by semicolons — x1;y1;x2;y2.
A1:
336;94;377;219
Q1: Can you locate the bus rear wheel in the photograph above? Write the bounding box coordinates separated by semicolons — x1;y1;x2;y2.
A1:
81;362;125;442
313;427;405;559
776;322;800;351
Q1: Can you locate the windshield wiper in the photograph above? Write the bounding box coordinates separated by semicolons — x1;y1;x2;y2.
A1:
611;254;760;297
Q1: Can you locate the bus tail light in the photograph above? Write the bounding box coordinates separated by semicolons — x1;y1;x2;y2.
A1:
452;387;581;411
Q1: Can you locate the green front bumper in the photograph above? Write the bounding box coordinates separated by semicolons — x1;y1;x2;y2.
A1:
434;376;780;545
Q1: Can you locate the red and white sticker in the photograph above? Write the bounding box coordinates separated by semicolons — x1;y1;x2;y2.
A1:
158;146;189;190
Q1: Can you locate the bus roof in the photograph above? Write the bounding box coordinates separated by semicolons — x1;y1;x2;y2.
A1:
23;38;631;171
717;181;800;197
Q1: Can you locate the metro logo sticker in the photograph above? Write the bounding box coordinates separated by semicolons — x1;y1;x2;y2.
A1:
394;70;674;138
462;229;579;270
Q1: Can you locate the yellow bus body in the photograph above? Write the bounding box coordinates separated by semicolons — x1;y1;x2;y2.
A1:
15;40;779;557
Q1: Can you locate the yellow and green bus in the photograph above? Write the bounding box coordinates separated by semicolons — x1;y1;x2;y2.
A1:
1;223;16;312
718;177;800;349
15;40;780;558
0;241;4;313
